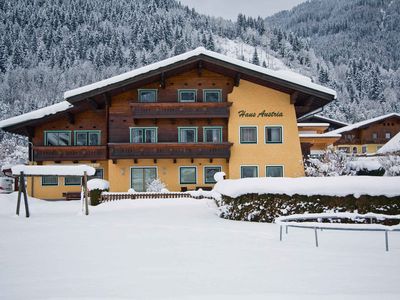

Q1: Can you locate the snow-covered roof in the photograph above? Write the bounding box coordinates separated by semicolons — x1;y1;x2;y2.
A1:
299;132;341;138
0;101;73;129
313;115;349;126
64;47;337;100
330;113;400;135
377;131;400;154
11;165;95;176
214;176;400;198
297;123;330;127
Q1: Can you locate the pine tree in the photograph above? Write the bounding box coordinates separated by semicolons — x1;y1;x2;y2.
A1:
206;34;215;51
252;48;260;65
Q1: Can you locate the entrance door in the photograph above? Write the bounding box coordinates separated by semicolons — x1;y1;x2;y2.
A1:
131;167;157;192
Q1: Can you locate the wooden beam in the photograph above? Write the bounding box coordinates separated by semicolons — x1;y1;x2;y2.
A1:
160;72;166;89
197;61;203;76
290;91;299;105
103;93;112;107
67;112;75;124
88;98;100;110
25;126;35;138
234;73;241;87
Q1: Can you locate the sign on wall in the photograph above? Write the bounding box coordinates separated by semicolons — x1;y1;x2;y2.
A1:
238;110;284;118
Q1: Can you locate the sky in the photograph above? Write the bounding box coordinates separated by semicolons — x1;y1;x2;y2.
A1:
179;0;306;20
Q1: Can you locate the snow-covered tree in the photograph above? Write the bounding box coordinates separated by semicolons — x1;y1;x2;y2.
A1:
146;178;166;192
305;147;354;177
378;155;400;176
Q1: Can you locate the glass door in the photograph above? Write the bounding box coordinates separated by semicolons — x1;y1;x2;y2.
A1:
131;167;157;192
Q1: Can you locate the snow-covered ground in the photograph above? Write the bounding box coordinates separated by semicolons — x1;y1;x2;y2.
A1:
1;193;400;300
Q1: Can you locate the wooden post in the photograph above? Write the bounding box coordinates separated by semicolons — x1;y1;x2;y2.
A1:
21;172;30;218
83;171;89;216
16;172;22;215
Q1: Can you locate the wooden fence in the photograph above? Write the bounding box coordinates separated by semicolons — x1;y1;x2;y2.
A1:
100;192;213;203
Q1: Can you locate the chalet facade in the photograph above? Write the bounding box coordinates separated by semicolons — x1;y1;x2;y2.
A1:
0;48;336;199
330;113;400;155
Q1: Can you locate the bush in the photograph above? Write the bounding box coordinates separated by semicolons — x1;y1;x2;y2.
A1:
305;147;355;176
89;188;109;206
217;193;400;224
146;178;166;192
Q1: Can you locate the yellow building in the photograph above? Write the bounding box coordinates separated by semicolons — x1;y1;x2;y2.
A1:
0;48;336;199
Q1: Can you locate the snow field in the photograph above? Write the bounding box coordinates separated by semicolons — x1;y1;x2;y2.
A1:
0;193;400;299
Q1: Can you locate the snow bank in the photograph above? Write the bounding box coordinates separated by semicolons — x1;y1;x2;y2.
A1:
0;101;72;129
11;164;95;176
377;132;400;154
87;179;109;191
64;47;336;100
213;176;400;198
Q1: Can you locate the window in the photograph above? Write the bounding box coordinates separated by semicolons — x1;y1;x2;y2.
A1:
362;146;367;154
75;130;101;146
131;167;157;192
204;166;222;184
372;132;378;140
130;127;157;143
240;166;258;178
266;166;284;177
89;168;104;180
42;175;58;186
178;90;197;102
240;126;257;144
178;127;198;143
65;176;81;186
203;89;222;102
203;127;222;143
44;131;71;146
180;167;197;184
385;132;391;139
138;89;157;102
265;126;283;143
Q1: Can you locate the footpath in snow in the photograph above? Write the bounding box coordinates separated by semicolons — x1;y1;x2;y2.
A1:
0;193;400;300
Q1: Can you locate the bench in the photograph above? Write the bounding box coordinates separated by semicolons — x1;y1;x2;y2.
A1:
62;192;81;201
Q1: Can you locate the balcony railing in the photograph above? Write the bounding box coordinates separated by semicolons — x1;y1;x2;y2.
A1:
130;102;232;119
33;146;107;162
108;143;232;159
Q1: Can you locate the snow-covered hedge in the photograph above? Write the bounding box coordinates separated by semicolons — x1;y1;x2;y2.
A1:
214;177;400;223
88;179;110;206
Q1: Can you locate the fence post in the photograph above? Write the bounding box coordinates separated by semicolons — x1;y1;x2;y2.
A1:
83;171;89;216
280;225;283;241
314;227;319;247
385;231;389;252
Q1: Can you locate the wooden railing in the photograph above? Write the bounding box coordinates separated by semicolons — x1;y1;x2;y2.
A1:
100;192;213;202
130;102;232;119
33;146;107;161
108;142;232;159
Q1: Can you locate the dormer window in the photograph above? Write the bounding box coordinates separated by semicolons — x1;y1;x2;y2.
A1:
138;89;157;102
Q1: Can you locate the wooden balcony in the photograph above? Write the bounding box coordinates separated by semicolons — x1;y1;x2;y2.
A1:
108;143;232;159
33;146;107;162
130;102;232;119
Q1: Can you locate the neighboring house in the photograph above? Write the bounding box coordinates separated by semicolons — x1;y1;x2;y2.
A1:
330;113;400;155
0;47;336;199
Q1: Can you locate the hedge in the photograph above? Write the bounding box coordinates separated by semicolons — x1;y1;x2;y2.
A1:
217;193;400;224
90;188;109;206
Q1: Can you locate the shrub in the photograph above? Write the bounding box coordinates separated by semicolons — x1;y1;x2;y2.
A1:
146;178;166;192
217;193;400;224
89;188;109;206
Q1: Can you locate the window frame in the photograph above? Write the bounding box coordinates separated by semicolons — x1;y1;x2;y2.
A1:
138;89;158;103
74;130;101;146
44;130;72;146
265;165;284;177
178;127;198;143
264;125;283;144
130;127;158;143
130;166;158;192
239;126;258;144
64;176;82;186
203;126;223;143
203;89;222;103
179;166;197;185
41;175;59;186
178;89;197;103
203;166;222;184
240;165;259;178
